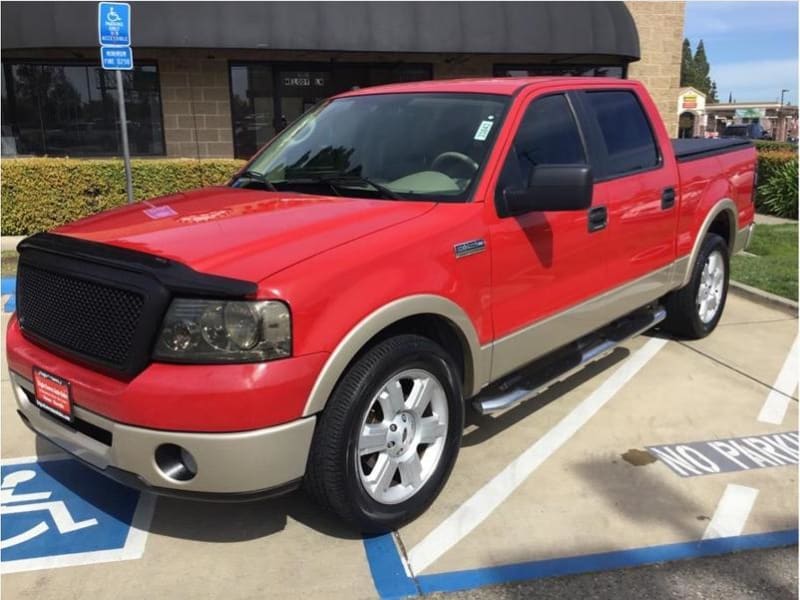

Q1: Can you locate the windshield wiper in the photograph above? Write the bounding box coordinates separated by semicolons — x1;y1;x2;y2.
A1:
233;169;278;192
282;172;401;200
324;175;401;200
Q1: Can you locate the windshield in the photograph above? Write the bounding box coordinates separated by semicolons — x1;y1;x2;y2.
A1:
238;93;509;202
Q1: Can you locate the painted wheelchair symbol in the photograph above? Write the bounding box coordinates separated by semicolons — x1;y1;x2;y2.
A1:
0;470;98;550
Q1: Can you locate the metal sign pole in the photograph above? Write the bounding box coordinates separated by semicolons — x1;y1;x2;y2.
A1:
115;68;134;204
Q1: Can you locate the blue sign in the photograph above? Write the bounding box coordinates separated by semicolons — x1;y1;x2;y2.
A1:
98;2;131;46
1;457;153;572
101;46;133;71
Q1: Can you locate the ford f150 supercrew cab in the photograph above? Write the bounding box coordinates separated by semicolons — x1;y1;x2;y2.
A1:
7;78;756;531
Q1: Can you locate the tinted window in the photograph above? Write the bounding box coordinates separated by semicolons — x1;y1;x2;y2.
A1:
246;93;508;202
497;94;585;193
2;62;164;157
585;91;659;176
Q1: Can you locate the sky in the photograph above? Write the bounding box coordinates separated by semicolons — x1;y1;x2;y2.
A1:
683;1;798;104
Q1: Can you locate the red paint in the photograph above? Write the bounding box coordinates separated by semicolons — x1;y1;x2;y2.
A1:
8;78;756;433
8;317;328;431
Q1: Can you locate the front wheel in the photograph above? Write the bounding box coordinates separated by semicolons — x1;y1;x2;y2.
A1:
304;334;464;532
662;233;730;339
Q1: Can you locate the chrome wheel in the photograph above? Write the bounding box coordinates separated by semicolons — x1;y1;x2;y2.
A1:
697;249;725;324
356;368;449;505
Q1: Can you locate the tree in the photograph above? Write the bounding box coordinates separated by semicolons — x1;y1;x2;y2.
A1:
680;38;694;87
694;41;717;100
680;39;720;103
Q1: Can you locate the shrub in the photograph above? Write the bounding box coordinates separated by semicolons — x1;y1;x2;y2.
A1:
755;150;798;217
754;140;798;153
758;157;799;219
1;158;246;235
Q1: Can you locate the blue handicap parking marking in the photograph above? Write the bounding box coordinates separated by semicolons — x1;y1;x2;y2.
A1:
1;457;153;572
2;276;16;313
363;529;800;599
1;276;15;294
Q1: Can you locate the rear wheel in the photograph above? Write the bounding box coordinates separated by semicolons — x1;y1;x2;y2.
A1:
662;233;729;339
304;334;463;532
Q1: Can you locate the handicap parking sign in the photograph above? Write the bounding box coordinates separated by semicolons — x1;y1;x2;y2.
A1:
1;456;154;573
98;2;131;46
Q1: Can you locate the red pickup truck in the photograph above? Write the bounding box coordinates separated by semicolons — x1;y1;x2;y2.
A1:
7;78;756;531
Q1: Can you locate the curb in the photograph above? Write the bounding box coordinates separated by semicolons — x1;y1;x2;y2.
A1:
1;236;25;252
729;280;798;316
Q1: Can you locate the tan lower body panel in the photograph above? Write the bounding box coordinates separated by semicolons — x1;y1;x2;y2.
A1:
10;371;315;494
488;263;680;381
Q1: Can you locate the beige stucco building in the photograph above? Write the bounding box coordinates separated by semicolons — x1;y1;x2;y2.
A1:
2;1;685;160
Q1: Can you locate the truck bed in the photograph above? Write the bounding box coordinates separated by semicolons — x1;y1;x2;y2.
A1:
671;138;753;163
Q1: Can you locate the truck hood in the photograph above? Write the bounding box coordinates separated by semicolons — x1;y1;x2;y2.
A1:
55;187;435;282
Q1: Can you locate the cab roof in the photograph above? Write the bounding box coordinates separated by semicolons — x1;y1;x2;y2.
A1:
334;76;630;98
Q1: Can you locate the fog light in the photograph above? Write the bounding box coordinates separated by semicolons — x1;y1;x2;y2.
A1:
155;443;197;481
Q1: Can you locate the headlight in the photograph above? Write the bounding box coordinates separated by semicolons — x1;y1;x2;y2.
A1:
153;299;291;363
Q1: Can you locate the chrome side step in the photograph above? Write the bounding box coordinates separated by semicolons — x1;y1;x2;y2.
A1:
473;305;667;415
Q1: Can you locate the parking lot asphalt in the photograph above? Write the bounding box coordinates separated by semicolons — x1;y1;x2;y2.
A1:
1;291;797;599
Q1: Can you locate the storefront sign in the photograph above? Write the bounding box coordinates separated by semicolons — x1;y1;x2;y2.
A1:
282;72;327;88
735;108;766;118
682;94;698;109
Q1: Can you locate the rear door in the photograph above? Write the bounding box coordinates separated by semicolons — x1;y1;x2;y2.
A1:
573;88;679;287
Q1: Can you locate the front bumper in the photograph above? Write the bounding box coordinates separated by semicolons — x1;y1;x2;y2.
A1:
11;371;316;497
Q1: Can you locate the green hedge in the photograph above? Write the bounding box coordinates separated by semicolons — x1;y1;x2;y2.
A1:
1;158;245;235
1;150;796;236
754;140;798;153
756;150;798;218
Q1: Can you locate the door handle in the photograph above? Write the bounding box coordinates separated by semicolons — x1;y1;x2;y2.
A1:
661;187;676;210
587;206;607;233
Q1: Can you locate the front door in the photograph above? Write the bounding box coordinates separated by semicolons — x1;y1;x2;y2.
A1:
487;90;610;379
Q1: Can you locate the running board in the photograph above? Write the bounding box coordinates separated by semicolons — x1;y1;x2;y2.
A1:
473;305;667;415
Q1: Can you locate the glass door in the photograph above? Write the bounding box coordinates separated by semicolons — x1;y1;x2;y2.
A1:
275;68;331;133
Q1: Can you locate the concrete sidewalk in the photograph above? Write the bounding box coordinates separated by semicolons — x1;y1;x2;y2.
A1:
754;214;797;226
1;236;24;252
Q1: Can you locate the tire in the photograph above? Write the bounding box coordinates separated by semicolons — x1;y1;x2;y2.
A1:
662;233;730;339
304;334;464;533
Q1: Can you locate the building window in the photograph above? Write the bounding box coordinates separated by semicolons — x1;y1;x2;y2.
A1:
230;62;432;159
493;64;626;78
1;62;165;157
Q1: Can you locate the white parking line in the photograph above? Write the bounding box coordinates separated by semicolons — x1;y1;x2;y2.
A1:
405;337;669;575
757;335;799;425
702;484;759;539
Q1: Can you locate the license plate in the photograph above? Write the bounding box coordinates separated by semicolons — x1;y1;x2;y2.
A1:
33;368;73;422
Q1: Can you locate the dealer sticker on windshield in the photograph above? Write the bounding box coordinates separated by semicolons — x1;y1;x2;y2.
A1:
473;120;494;141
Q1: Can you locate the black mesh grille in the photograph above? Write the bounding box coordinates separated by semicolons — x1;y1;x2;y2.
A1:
17;264;145;367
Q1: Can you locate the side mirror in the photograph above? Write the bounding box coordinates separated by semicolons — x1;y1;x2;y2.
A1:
499;164;593;217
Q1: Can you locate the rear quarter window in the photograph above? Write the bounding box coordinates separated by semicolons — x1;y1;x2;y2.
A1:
584;91;660;178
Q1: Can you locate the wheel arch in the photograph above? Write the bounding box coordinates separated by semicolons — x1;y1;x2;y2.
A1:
680;198;738;288
302;295;488;416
